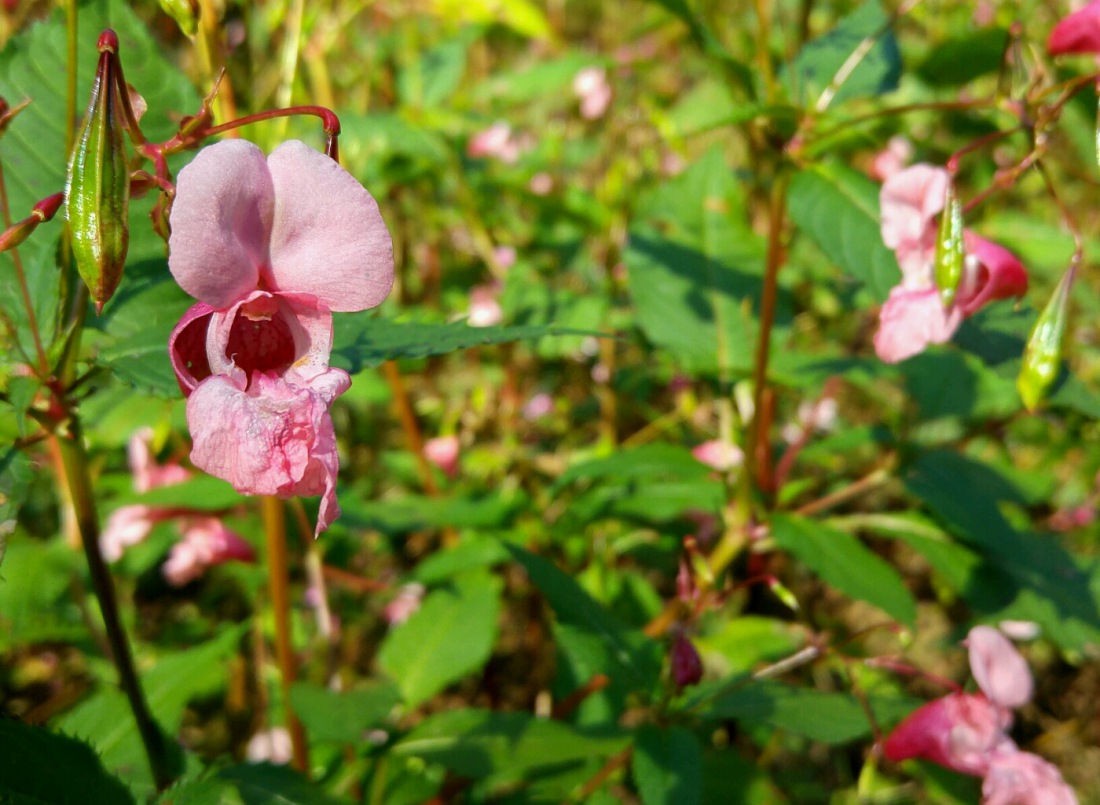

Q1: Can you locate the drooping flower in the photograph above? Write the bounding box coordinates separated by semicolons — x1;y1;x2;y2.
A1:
1048;1;1100;56
883;692;1016;775
874;164;1027;363
101;429;255;585
167;139;393;536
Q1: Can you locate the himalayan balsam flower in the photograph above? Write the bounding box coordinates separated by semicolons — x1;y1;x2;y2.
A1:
1048;1;1100;56
422;435;460;479
168;140;393;536
884;626;1077;802
874;164;1027;363
692;439;744;472
467;122;521;164
573;66;612;119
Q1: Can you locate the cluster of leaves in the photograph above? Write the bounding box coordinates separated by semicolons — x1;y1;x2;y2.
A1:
2;0;1100;803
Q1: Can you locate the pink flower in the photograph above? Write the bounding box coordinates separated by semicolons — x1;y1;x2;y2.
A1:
422;435;460;479
467;283;503;327
966;625;1033;709
529;172;553;195
162;516;255;587
492;245;517;272
467;122;521;164
522;392;554;420
167;140;393;536
573;66;612;119
692;439;744;472
871;135;914;181
874;165;1027;363
1048;1;1100;55
246;727;293;765
384;583;425;626
884;692;1015;775
983;750;1079;805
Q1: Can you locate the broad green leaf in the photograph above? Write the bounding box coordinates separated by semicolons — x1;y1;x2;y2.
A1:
633;725;703;805
0;720;135;805
771;514;916;627
789;1;901;106
700;749;786;805
59;624;248;799
377;569;501;706
114;474;245;511
901;350;1021;422
471;51;604;104
788;163;898;300
552;443;715;494
331;317;601;374
0;537;85;648
905;450;1100;651
392;708;629;780
288;681;400;745
625;148;767;375
216;763;351;805
411;538;511;585
916;28;1010;87
695;616;805;676
506;544;661;697
691;679;918;744
157;778;238;805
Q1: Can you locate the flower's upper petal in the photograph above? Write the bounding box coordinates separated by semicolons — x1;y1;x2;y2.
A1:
265;141;394;313
880;164;950;286
883;692;1013;777
874;285;962;363
169;302;217;396
1048;1;1100;56
187;372;344;536
966;626;1034;709
168;140;274;308
957;232;1028;317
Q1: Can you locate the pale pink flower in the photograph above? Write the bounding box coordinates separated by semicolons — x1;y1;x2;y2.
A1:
384;583;425;626
167;140;393;536
522;392;554;420
983;750;1079;805
871;135;913;181
423;435;460;479
874;164;1027;363
884;692;1015;775
998;620;1042;641
492;245;517;271
1048;1;1100;55
529;172;553;195
966;626;1034;709
467;283;503;327
129;427;190;492
692;439;744;472
246;727;293;765
573;66;612;119
467;122;521;164
162;517;255;587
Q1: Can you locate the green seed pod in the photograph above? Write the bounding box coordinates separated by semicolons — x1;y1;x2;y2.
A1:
66;30;129;314
934;182;965;307
1017;264;1075;411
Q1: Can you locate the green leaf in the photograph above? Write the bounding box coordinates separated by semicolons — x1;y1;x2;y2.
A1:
424;0;552;40
0;537;86;648
397;28;477;108
216;763;351;805
633;726;703;805
789;1;901;106
157;777;238;805
788;163;898;300
625;148;768;375
339;491;527;534
0;447;32;528
331;316;602;374
771;514;916;628
916;28;1010;87
377;569;501;706
411;538;511;585
0;720;135;805
391;708;629;780
506;544;661;696
288;681;400;744
471;51;605;104
691;679;917;744
59;624;248;799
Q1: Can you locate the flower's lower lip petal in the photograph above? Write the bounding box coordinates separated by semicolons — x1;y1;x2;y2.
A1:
168;139;273;308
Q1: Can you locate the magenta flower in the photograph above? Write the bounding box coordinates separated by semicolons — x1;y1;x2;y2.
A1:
1048;1;1100;56
884;626;1076;801
167;140;393;536
874;164;1027;363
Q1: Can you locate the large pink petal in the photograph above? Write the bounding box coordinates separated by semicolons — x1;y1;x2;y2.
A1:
880;164;949;286
186;372;344;536
168;140;274;308
874;285;962;363
966;626;1033;709
265;141;394;312
983;750;1079;805
957;232;1028;317
1048;1;1100;55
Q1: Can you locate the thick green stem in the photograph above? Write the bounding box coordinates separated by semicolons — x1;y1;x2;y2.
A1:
55;418;175;791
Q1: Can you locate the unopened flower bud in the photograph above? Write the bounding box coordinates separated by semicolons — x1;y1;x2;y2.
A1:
0;193;64;253
66;29;130;314
670;632;704;688
934;182;965;307
1017;264;1074;411
768;576;800;612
